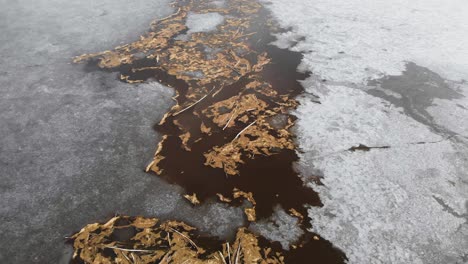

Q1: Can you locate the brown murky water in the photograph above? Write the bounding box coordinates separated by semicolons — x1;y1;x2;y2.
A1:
71;0;347;262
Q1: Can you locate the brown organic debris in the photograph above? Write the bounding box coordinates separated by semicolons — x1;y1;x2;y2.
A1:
233;188;257;222
201;122;212;135
145;135;168;174
204;118;295;175
216;193;232;203
184;193;201;205
244;208;257;222
233;189;256;205
70;216;284;264
74;0;298;177
179;132;192;151
288;209;304;220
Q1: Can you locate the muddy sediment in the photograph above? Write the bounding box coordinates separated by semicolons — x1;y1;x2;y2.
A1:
72;0;346;262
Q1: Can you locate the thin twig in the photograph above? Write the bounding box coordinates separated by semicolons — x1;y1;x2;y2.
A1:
154;8;181;24
227;242;232;264
218;251;227;264
168;227;198;250
232;27;240;40
232;120;257;142
122;252;133;264
173;87;216;116
167;233;171;245
158;252;170;264
234;32;257;40
223;107;238;130
234;243;241;264
173;94;209;116
212;85;225;97
106;246;153;252
226;64;242;76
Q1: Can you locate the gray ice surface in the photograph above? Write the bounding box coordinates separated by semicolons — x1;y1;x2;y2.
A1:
249;206;304;250
0;1;244;263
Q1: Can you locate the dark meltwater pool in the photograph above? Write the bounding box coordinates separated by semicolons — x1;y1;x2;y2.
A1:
70;0;347;262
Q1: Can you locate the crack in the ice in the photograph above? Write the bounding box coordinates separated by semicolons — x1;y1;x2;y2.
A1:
301;135;455;160
432;196;467;219
432;196;468;236
461;253;468;263
347;135;455;152
347;144;390;152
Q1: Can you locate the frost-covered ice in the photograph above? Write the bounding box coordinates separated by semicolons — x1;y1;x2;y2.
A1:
264;0;468;263
295;82;468;263
427;83;468;137
265;0;468;83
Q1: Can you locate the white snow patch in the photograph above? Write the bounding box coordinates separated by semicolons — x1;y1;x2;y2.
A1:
427;82;468;137
185;12;224;34
295;83;468;263
295;82;440;155
263;0;468;82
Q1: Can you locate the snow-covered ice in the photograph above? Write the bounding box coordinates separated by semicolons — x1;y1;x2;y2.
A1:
186;12;224;34
264;0;468;262
265;0;468;83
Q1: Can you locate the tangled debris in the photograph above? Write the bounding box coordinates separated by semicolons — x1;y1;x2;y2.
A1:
70;216;284;264
74;0;298;180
